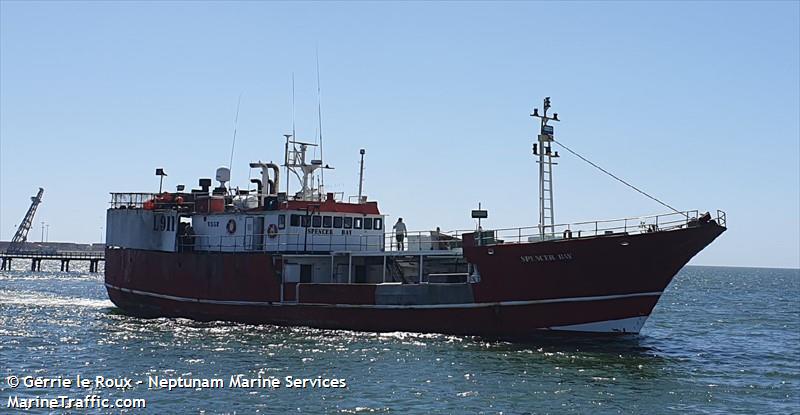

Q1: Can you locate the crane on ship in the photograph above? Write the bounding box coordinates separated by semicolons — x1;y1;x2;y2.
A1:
5;188;44;254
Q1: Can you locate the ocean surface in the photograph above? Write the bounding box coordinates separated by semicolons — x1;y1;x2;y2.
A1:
1;264;798;414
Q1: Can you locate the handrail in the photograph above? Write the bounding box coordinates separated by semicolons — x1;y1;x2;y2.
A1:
460;209;726;246
0;251;105;259
106;209;725;253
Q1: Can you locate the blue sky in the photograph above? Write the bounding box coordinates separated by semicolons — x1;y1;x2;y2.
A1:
1;1;798;268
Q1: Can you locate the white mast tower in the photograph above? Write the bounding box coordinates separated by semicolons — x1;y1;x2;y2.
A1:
284;137;332;201
531;97;560;238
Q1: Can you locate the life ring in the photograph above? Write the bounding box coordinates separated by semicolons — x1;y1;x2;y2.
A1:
267;224;278;239
226;219;237;234
563;229;573;239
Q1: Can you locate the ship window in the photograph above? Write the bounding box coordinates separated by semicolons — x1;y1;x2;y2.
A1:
343;217;353;229
364;217;373;230
278;215;286;229
322;215;332;228
301;215;310;228
333;216;343;228
290;214;300;227
312;215;322;228
354;217;363;229
374;218;383;230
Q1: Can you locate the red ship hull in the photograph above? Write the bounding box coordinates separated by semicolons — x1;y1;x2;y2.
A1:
104;222;725;337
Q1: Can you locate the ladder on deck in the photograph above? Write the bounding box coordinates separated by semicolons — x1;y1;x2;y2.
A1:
541;156;555;235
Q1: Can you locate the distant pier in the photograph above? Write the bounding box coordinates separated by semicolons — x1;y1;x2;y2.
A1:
0;251;104;272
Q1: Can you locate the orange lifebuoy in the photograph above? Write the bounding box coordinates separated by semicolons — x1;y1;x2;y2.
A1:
226;219;237;234
175;196;184;205
143;200;155;210
267;224;278;239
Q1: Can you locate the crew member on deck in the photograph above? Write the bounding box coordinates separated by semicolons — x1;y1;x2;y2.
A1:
178;222;195;252
432;226;443;250
393;218;407;251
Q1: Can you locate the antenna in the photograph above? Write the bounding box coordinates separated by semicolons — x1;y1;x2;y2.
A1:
316;47;325;188
289;73;297;198
228;93;243;183
292;73;296;153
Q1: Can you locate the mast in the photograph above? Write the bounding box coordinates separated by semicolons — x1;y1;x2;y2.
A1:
283;138;330;201
530;97;560;238
283;134;292;196
357;149;365;203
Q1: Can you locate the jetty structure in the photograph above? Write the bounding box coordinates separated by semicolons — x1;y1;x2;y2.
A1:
1;188;104;272
102;97;726;336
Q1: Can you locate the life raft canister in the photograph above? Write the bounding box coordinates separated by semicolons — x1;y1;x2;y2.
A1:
267;224;279;239
226;219;237;234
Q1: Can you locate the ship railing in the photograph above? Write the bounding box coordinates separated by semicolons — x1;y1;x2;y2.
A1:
466;209;727;246
716;210;727;228
108;192;196;210
175;209;726;252
182;230;465;253
108;192;161;209
383;230;464;252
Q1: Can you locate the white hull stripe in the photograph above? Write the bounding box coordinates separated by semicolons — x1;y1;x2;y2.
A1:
546;316;649;334
104;283;661;310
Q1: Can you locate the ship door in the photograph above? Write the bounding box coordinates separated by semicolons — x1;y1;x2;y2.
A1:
245;216;264;251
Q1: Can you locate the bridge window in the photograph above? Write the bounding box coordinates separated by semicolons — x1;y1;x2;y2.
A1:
364;217;373;230
354;217;363;229
333;216;343;228
278;214;286;229
290;214;300;227
374;218;383;230
312;215;322;228
322;216;332;228
301;215;310;228
343;217;353;229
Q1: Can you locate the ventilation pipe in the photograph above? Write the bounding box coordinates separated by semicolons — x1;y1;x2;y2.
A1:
249;179;263;207
266;163;280;195
249;162;281;206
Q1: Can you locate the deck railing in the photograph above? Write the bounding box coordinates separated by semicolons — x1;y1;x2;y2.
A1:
147;209;725;254
467;209;726;246
0;250;105;259
109;193;160;209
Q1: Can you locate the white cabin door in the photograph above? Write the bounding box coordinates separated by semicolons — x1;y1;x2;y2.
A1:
245;217;264;251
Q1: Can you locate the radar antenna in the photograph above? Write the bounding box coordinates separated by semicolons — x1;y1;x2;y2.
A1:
6;188;44;253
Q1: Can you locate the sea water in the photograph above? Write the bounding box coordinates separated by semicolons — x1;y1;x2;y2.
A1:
1;264;798;413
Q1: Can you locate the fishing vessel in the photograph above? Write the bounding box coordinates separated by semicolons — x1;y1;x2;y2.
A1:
104;98;726;336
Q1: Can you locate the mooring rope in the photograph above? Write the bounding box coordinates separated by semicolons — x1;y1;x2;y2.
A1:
552;139;685;216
